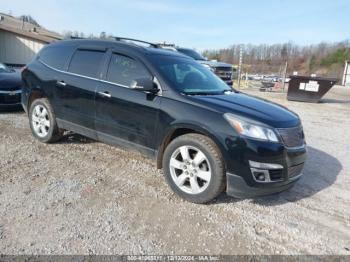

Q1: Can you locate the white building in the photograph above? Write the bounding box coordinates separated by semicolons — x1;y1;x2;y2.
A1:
0;13;62;66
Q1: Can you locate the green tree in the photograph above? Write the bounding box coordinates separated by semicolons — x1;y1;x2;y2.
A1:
320;48;350;67
309;55;317;72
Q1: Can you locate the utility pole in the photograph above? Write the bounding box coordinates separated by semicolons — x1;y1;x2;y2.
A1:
282;61;288;92
343;61;349;86
237;45;243;89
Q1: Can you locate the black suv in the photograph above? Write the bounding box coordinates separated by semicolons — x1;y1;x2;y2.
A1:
22;38;306;204
176;48;235;86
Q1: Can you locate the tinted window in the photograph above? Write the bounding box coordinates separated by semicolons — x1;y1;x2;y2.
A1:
68;50;105;78
150;55;230;95
39;46;73;70
107;53;152;86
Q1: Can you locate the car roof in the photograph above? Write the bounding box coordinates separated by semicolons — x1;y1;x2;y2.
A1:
47;39;189;58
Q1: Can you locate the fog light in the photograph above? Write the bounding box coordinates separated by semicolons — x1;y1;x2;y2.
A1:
251;168;271;183
257;173;265;181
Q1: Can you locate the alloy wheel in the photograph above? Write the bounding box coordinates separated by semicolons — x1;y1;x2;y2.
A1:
169;145;212;194
32;104;50;138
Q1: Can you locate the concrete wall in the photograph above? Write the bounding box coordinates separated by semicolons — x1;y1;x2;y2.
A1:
0;30;45;66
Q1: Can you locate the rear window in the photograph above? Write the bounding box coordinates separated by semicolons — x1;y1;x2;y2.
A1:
68;50;105;78
39;46;73;70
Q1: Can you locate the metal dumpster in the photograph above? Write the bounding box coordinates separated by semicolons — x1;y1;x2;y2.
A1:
287;76;337;103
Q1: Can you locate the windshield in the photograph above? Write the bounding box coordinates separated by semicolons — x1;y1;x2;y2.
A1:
150;55;231;95
177;48;206;61
0;63;12;73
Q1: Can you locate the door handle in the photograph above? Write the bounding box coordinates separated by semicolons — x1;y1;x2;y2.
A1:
56;80;66;87
98;91;111;98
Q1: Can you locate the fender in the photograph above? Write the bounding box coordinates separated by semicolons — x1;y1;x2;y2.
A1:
156;121;230;169
21;70;50;113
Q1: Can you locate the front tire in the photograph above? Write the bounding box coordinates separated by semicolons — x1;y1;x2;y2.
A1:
29;98;63;143
163;133;226;204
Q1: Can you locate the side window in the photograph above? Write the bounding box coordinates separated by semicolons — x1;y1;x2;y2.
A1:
68;50;105;78
39;46;73;70
107;53;152;86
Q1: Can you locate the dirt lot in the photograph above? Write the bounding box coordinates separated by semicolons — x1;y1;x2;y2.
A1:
0;86;350;255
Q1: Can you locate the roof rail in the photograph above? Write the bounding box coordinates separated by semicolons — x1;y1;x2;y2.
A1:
69;36;86;40
156;42;175;47
113;36;159;48
68;35;174;49
155;42;177;51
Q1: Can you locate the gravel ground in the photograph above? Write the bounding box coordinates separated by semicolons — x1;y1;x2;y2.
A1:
0;86;349;255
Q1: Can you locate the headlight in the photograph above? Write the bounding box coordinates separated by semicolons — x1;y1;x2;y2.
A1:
224;113;279;142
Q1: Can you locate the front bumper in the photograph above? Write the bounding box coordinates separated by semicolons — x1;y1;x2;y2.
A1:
226;171;301;198
0;89;22;110
222;135;307;198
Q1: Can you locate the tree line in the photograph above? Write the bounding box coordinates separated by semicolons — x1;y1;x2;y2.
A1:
63;30;349;79
203;41;350;79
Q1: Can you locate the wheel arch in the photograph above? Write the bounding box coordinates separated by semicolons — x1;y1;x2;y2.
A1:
22;68;50;113
27;89;47;111
156;123;227;169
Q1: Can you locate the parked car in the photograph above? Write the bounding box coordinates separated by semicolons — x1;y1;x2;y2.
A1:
263;75;280;82
252;74;264;81
0;63;23;110
176;48;235;86
22;38;306;204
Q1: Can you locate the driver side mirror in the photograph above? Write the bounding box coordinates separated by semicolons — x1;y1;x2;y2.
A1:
129;77;159;93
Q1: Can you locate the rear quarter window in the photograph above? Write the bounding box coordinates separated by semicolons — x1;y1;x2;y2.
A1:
39;46;74;70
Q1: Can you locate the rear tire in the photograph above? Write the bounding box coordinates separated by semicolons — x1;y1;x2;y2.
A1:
162;133;226;204
29;98;63;143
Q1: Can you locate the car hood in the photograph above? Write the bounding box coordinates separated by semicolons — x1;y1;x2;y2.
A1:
189;92;300;128
0;72;22;90
198;60;233;68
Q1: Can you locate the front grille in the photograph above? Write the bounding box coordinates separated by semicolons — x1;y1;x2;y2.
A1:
268;169;283;181
277;126;305;148
215;71;232;80
0;93;21;104
288;164;304;178
214;67;233;80
215;66;232;72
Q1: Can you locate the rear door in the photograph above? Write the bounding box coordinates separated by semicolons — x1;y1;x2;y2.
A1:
56;47;108;135
95;51;161;155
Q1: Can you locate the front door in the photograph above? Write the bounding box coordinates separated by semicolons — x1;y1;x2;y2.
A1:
95;52;161;155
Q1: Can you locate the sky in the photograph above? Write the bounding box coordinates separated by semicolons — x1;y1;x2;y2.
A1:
1;0;349;50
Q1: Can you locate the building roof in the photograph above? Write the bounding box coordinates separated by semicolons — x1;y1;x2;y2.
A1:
0;13;62;43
